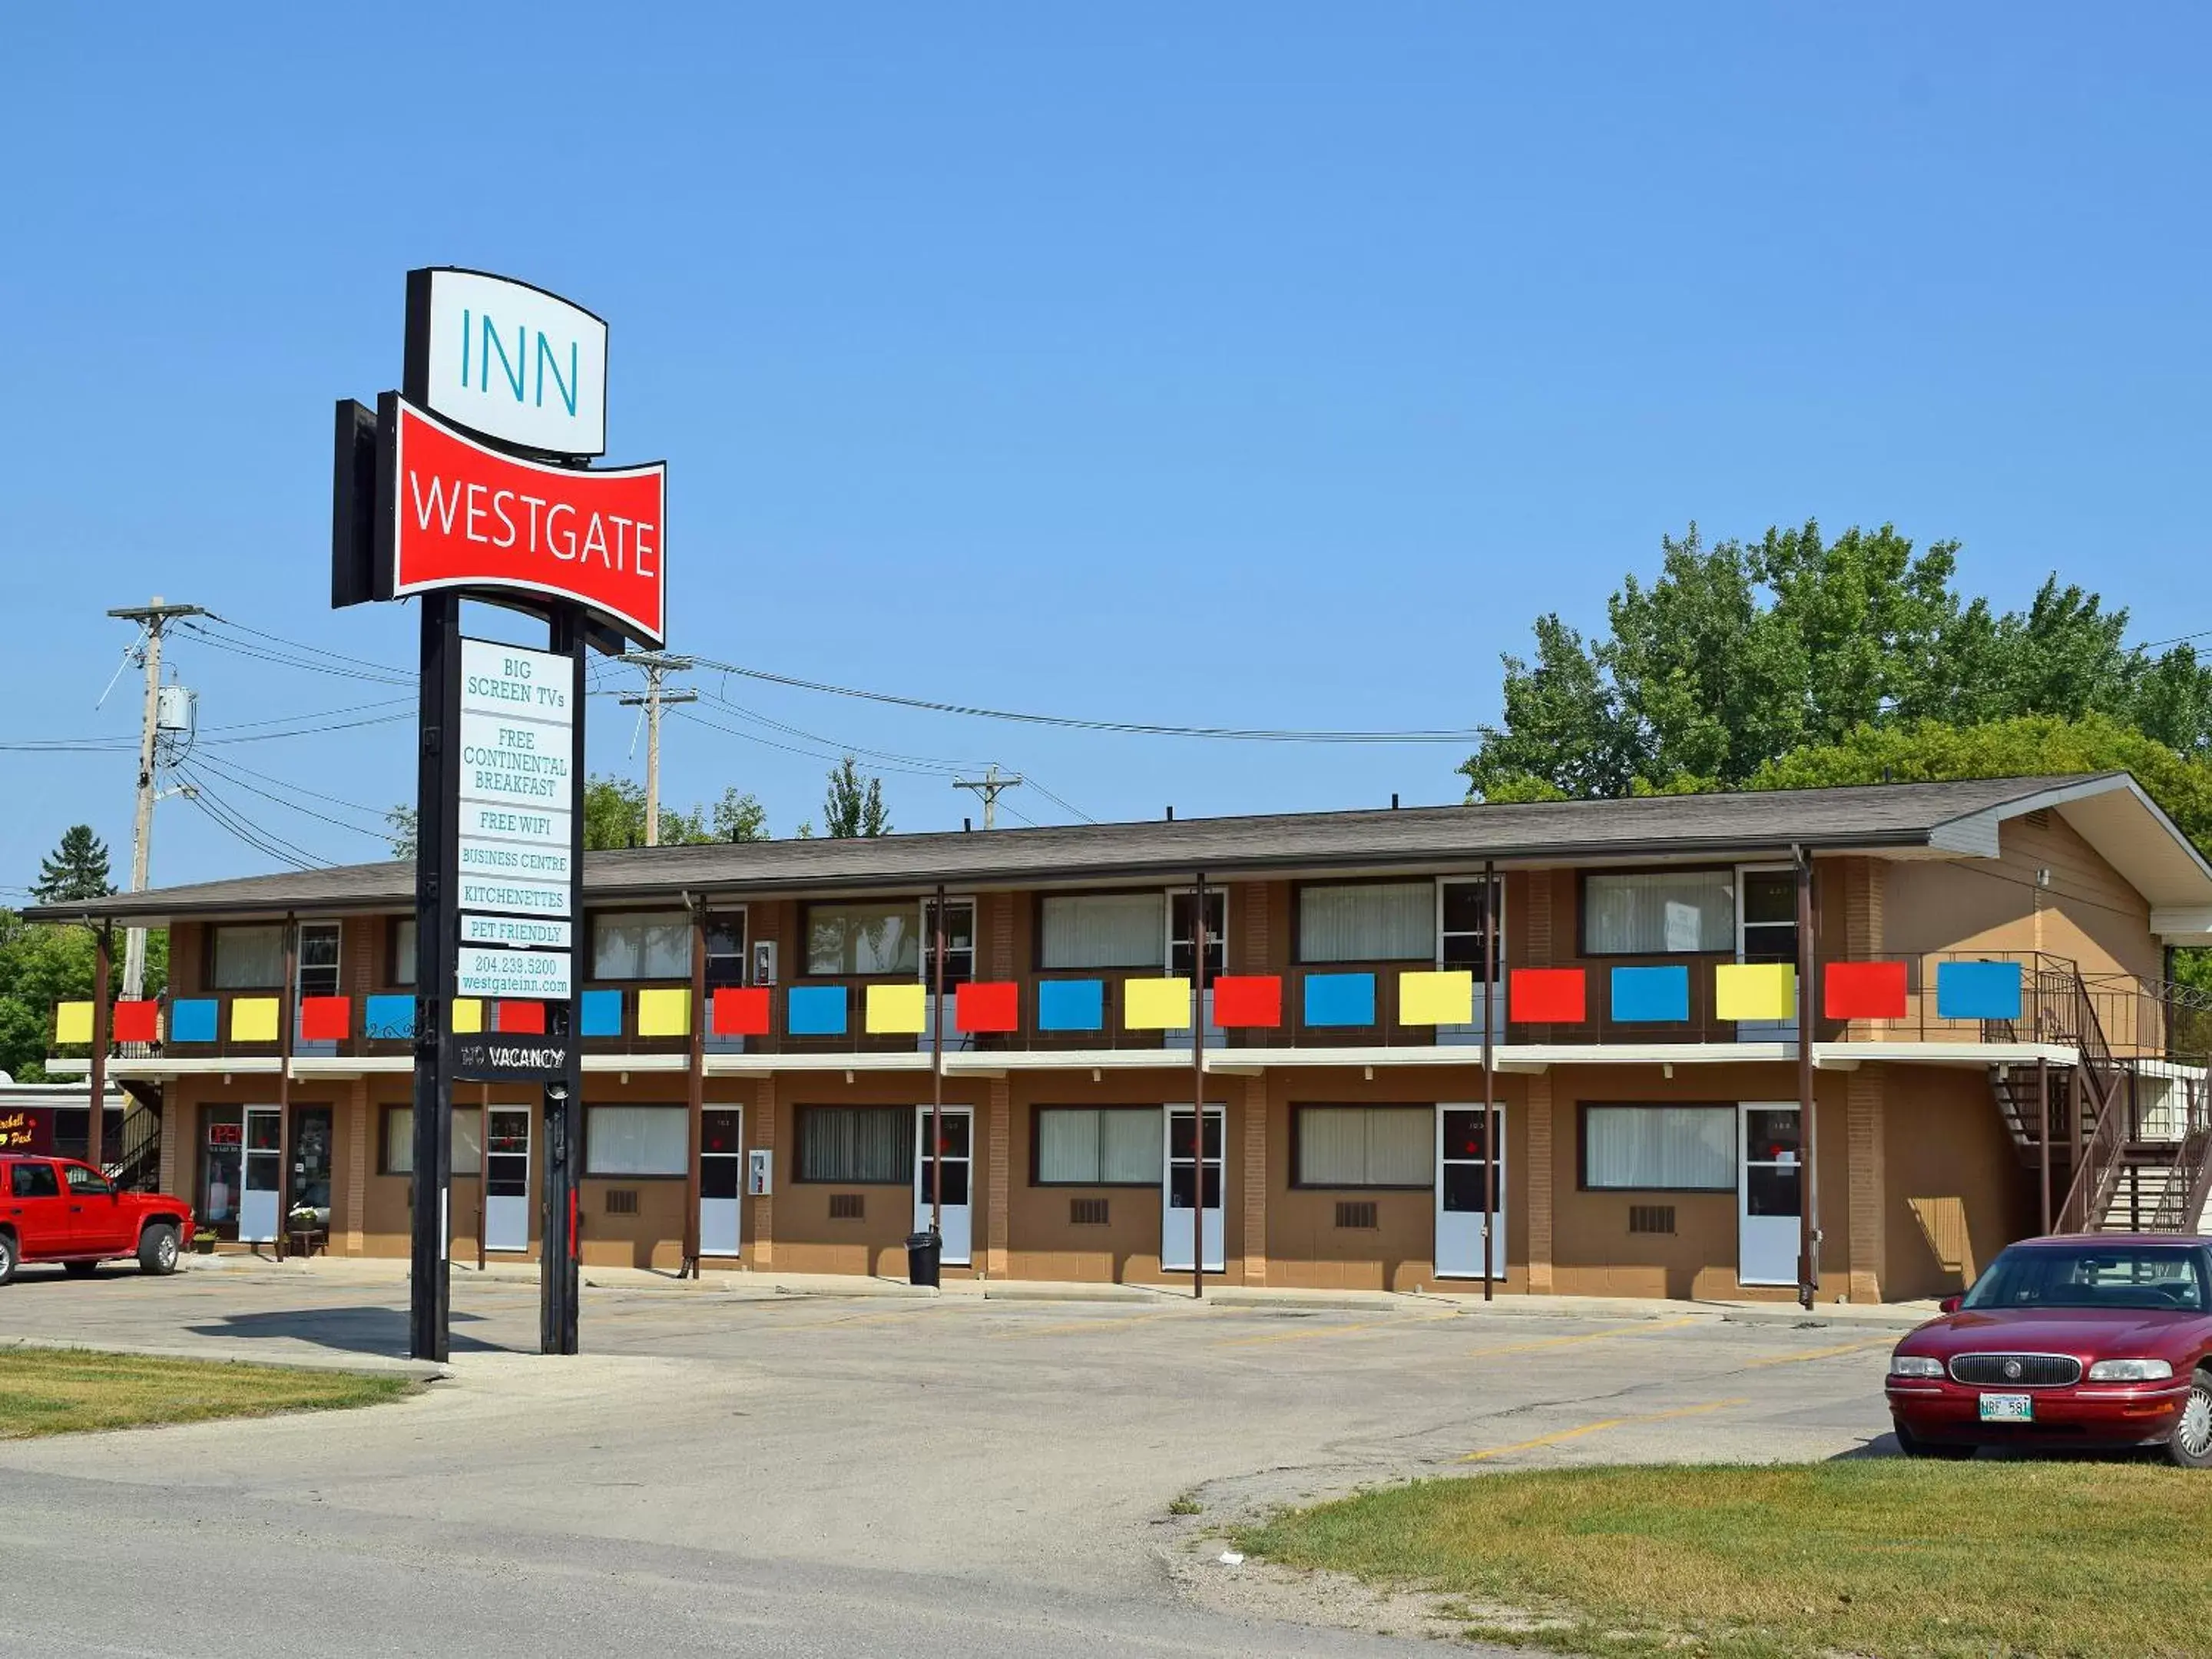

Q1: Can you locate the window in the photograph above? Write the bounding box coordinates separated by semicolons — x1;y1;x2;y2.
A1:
1582;871;1734;955
1040;892;1164;969
9;1162;58;1198
391;918;417;987
798;1106;912;1184
382;1107;483;1176
1296;1107;1434;1187
1965;1244;2210;1312
806;902;920;977
63;1164;112;1197
1169;891;1227;979
585;1106;687;1177
1298;882;1434;962
296;922;341;998
922;899;976;986
592;910;691;980
1439;879;1502;973
1739;868;1798;965
704;914;747;988
1581;1104;1734;1190
210;923;286;989
1035;1108;1162;1184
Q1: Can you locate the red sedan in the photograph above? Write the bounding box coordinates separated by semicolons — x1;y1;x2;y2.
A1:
1888;1234;2212;1466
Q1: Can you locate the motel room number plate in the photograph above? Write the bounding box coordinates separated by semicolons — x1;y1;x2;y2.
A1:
1978;1392;2034;1423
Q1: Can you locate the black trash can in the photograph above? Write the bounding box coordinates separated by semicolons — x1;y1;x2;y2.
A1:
906;1229;942;1288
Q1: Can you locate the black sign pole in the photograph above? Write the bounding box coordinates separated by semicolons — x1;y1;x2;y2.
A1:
538;602;587;1356
409;591;460;1362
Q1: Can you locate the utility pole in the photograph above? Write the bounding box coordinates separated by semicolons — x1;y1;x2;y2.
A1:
106;598;204;1000
952;763;1024;830
618;653;695;846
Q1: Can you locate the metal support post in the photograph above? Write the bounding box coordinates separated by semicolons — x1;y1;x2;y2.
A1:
1795;849;1820;1310
538;604;588;1356
1482;859;1497;1303
1192;872;1207;1300
409;594;459;1362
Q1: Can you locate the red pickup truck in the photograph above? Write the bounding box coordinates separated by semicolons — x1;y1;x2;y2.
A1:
0;1155;194;1284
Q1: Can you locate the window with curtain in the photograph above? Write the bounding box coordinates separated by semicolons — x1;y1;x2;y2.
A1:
1296;1107;1434;1187
585;1105;688;1176
1297;883;1435;962
383;1106;482;1175
591;910;693;979
1582;871;1735;955
210;924;286;989
391;918;418;987
798;1106;912;1184
806;902;921;976
1035;1108;1163;1184
1581;1104;1735;1190
1040;893;1164;969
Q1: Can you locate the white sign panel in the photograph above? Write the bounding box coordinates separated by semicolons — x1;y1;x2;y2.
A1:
461;914;572;949
459;836;572;882
456;946;573;1002
462;802;572;847
460;640;575;724
416;270;608;457
459;873;572;918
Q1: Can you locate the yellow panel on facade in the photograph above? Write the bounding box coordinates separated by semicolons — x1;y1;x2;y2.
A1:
230;997;280;1042
865;982;928;1035
52;1002;94;1044
1124;976;1192;1031
1398;969;1473;1026
450;998;483;1034
1715;962;1796;1021
637;987;692;1038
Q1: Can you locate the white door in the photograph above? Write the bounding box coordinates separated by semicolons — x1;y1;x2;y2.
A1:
239;1106;281;1243
700;1108;743;1257
1435;1104;1507;1279
485;1107;531;1253
1739;1103;1802;1286
915;1106;973;1267
1162;1105;1225;1273
1736;865;1798;1040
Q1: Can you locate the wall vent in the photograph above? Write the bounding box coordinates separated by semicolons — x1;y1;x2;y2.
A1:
1628;1204;1676;1235
604;1189;639;1216
2024;808;2052;829
829;1193;866;1220
1335;1200;1379;1230
1070;1197;1110;1226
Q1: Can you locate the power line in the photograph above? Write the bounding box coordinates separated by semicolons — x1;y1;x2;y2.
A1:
187;753;400;844
174;768;330;871
195;614;414;680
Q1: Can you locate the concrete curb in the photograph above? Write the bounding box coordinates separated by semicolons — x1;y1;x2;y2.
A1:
0;1335;446;1382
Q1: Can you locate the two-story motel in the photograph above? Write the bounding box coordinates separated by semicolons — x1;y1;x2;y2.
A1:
35;773;2212;1303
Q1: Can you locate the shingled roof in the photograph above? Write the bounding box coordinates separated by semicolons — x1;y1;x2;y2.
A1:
29;772;2212;927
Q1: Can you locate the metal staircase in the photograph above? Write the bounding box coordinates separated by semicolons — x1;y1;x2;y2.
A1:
103;1084;164;1194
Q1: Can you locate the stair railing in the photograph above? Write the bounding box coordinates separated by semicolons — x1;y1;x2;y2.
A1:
2055;966;2132;1232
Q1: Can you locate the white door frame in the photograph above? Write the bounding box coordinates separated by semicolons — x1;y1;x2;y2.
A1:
1161;1103;1226;1273
915;1104;974;1267
1435;1102;1507;1280
484;1105;531;1253
239;1104;281;1243
1738;1101;1802;1287
1435;876;1508;1045
1735;863;1798;1038
700;1104;743;1257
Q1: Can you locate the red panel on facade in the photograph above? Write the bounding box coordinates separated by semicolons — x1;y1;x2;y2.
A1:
111;1000;160;1043
1212;975;1283;1028
1509;967;1586;1023
955;981;1019;1034
495;1000;546;1034
711;986;772;1036
1824;959;1908;1020
299;995;352;1041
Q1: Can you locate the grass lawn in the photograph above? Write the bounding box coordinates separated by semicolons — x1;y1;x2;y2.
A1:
0;1349;419;1439
1238;1460;2212;1658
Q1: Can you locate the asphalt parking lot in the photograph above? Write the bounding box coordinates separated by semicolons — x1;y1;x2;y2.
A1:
0;1261;1908;1657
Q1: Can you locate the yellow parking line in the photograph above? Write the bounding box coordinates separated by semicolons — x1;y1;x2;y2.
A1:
1460;1397;1749;1462
1737;1336;1892;1369
1217;1310;1463;1349
1466;1314;1704;1356
986;1310;1188;1340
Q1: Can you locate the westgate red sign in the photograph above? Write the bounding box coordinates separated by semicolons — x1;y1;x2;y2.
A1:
383;399;667;647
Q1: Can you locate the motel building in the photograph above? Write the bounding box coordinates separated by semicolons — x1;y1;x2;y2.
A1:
31;773;2212;1303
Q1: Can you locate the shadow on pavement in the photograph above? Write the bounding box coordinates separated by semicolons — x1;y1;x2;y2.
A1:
187;1306;505;1356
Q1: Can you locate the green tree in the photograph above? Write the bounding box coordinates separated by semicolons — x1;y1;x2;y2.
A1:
1462;522;2212;800
31;825;115;903
581;776;771;849
386;804;417;860
820;757;889;839
0;912;167;1081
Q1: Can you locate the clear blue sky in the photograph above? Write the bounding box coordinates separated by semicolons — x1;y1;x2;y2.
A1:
4;5;2207;894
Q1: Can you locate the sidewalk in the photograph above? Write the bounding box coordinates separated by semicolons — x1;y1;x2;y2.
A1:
189;1252;1938;1329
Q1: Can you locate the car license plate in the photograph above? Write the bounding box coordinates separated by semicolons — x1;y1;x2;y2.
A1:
1979;1392;2034;1423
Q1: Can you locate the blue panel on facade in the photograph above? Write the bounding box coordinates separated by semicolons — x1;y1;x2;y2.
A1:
361;995;416;1041
786;985;848;1036
1936;959;2022;1021
1610;965;1690;1023
1304;972;1376;1028
168;998;218;1043
579;988;625;1038
1037;979;1104;1032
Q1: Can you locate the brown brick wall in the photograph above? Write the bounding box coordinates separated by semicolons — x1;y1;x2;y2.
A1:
1846;1066;1885;1301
